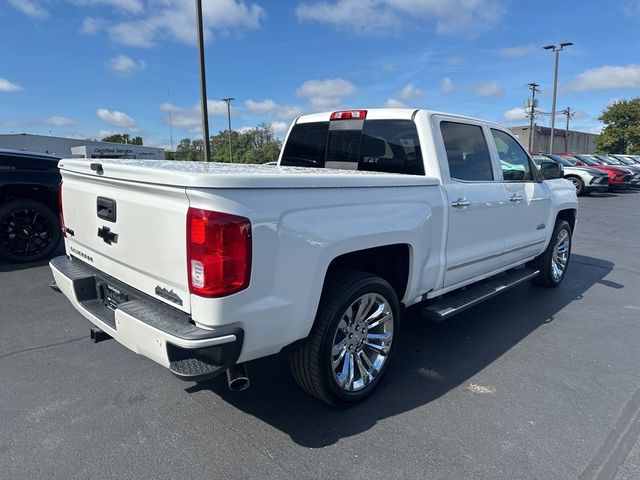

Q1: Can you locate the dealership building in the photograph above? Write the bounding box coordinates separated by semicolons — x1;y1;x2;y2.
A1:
0;133;164;159
509;125;599;154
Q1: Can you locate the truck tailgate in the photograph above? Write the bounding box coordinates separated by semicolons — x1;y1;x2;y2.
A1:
61;169;191;313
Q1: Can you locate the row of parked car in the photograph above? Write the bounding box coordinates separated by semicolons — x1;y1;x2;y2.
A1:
532;153;640;195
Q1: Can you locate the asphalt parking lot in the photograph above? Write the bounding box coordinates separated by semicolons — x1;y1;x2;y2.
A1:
1;190;639;480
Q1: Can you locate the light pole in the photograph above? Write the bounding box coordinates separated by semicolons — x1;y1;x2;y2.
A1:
221;97;235;162
543;42;573;153
195;0;211;162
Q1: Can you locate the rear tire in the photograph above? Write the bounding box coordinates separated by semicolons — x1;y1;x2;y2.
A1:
289;270;400;407
0;199;61;263
531;219;572;288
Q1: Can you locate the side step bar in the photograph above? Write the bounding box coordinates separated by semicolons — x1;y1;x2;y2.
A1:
422;268;540;322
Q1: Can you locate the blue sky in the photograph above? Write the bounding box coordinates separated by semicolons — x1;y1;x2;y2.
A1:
1;0;640;148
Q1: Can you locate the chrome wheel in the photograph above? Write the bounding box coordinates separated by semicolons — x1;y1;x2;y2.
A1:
330;293;394;392
551;228;570;281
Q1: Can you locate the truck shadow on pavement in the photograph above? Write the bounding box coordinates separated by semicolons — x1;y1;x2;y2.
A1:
188;253;615;448
0;243;64;273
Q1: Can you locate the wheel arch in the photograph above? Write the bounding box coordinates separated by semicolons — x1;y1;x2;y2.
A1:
324;244;411;305
556;208;577;232
0;183;57;211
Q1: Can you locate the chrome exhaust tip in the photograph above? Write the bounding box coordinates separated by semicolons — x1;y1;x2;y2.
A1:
226;363;250;391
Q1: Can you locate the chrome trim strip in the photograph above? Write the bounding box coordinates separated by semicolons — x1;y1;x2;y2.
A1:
447;239;546;271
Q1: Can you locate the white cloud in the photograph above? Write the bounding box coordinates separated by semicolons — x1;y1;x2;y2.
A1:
398;83;424;101
296;0;504;35
43;116;78;126
8;0;49;19
441;77;453;93
500;45;535;58
159;101;228;132
474;81;503;97
296;0;401;35
503;107;527;121
71;0;145;14
96;108;137;128
623;0;640;15
296;78;357;111
446;55;464;66
271;121;290;134
384;98;407;108
104;0;265;47
244;99;304;120
566;65;640;91
107;54;146;76
81;17;105;35
0;78;22;92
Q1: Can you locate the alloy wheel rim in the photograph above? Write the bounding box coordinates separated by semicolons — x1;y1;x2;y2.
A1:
551;228;570;281
331;293;394;392
571;179;580;191
0;208;53;257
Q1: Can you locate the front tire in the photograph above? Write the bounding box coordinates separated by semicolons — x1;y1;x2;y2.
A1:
0;199;61;263
531;219;572;288
289;270;400;406
567;176;584;195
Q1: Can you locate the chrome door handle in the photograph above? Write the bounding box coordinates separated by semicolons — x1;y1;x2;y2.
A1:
451;198;471;208
509;194;523;203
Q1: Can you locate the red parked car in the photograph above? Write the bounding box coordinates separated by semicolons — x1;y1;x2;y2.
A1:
557;154;633;190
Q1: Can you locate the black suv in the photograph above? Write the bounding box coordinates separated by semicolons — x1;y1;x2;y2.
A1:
0;149;62;262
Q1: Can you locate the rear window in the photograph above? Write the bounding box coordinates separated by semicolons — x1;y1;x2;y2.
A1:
280;120;425;175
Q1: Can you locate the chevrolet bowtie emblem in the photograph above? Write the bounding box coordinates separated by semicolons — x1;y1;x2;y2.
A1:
97;226;118;245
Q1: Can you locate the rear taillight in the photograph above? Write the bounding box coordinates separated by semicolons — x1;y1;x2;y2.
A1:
58;181;66;237
187;208;252;298
330;110;367;120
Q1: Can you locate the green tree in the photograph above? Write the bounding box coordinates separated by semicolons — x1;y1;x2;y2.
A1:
175;138;204;161
101;133;144;145
595;98;640;154
171;123;283;163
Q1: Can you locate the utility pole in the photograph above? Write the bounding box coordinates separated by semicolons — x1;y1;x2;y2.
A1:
526;83;540;152
561;107;575;152
195;0;211;162
221;97;235;162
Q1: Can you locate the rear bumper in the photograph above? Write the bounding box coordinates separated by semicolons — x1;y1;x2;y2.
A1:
50;255;243;381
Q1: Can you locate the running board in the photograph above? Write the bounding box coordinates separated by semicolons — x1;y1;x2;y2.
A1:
422;268;540;322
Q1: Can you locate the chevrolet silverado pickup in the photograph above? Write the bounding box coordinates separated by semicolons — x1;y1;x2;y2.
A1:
50;109;578;406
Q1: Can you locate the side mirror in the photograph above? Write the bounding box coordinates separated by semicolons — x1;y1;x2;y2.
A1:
539;160;564;179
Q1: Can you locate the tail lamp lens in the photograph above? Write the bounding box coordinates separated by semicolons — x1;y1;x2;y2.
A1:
187;208;252;297
58;181;66;237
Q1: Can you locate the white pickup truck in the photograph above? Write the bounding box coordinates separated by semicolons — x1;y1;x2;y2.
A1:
50;108;578;406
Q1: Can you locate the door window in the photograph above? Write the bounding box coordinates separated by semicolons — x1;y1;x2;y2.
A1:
440;122;494;182
491;129;533;182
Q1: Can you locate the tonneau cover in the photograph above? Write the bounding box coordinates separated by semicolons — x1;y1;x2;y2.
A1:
58;159;440;189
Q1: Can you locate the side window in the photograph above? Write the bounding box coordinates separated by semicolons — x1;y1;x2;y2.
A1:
440;121;494;181
358;120;424;175
491;129;533;182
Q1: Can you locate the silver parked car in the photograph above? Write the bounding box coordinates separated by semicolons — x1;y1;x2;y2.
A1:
532;154;609;195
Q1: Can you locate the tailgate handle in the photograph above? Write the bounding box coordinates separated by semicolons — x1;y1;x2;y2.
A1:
97;197;117;222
